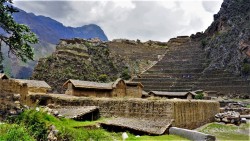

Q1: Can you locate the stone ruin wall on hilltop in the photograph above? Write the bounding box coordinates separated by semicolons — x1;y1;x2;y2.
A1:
28;94;220;129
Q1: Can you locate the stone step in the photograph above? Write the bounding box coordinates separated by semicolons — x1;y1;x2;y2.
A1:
158;59;207;64
151;64;207;69
146;68;204;74
196;86;250;94
140;73;235;78
140;80;250;86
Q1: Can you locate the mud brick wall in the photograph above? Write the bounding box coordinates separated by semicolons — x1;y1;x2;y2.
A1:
28;94;220;129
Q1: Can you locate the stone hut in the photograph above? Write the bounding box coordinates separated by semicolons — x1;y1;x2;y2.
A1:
63;78;126;97
0;79;51;103
0;73;9;79
125;81;143;98
148;91;196;99
14;79;51;94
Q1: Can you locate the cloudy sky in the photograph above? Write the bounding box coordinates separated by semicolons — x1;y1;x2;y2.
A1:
14;0;223;41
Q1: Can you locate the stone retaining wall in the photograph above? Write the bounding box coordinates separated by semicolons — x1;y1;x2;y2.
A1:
28;94;220;129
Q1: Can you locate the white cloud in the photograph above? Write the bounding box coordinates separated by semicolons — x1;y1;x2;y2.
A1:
13;0;223;41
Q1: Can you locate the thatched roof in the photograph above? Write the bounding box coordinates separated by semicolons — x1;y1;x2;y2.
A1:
55;106;99;119
142;90;148;95
63;78;125;90
149;91;196;97
125;81;144;87
0;73;9;79
101;117;173;135
14;79;51;89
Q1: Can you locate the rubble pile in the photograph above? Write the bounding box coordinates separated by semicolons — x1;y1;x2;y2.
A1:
215;111;241;125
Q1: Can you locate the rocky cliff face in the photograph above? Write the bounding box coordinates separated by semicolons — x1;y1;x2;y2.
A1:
202;0;250;76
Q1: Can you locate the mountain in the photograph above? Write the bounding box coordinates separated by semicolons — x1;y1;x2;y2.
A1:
13;9;108;44
200;0;250;75
2;6;108;78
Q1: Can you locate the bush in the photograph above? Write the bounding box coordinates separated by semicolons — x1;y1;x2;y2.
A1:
120;69;131;80
201;39;208;48
195;92;204;99
14;110;48;141
242;63;250;75
0;124;35;141
98;74;109;82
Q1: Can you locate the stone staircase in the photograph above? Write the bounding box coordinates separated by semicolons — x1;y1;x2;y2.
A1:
133;39;250;97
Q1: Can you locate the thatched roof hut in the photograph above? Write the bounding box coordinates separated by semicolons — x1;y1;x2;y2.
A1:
149;91;196;99
0;73;9;79
63;78;126;97
63;79;113;90
14;79;51;94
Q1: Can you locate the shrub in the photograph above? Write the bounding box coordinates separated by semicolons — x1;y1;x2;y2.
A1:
0;124;35;141
14;110;48;141
120;68;131;80
195;92;204;99
98;74;109;82
242;63;250;75
201;39;208;48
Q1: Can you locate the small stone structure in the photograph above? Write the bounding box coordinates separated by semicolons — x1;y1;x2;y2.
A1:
125;81;143;98
0;78;51;103
148;91;196;99
101;117;173;135
54;106;99;121
28;94;220;129
63;78;126;97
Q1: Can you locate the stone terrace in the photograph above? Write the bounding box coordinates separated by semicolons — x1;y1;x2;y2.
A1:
133;37;250;97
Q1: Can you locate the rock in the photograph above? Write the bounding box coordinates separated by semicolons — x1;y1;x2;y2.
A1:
47;125;58;141
241;118;247;123
215;111;240;124
53;110;59;116
47;131;57;141
13;94;21;101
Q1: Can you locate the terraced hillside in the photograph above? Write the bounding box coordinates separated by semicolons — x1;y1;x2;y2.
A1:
133;37;250;98
108;39;167;76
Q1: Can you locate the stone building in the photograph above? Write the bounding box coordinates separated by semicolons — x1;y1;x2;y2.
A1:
0;78;51;103
63;78;127;97
14;79;51;94
125;81;143;98
148;91;196;99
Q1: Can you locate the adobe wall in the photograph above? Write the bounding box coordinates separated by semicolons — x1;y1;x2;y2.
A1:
28;94;220;129
0;79;28;103
126;86;142;98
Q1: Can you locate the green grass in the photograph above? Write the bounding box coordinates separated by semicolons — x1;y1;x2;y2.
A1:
246;104;250;108
125;134;189;141
198;122;250;141
0;124;35;141
3;109;189;141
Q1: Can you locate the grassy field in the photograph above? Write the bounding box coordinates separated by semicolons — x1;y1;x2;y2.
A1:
198;122;250;141
0;109;189;141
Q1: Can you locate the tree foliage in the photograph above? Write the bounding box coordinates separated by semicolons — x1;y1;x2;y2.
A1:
0;0;38;70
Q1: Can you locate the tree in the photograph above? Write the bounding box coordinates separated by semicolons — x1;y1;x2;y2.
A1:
0;0;38;72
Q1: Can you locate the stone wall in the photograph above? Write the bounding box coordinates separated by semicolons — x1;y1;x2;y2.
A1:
0;79;28;103
0;92;22;121
28;94;220;129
